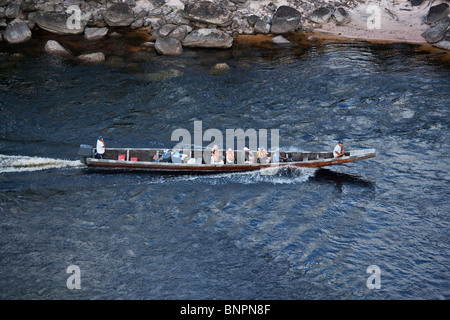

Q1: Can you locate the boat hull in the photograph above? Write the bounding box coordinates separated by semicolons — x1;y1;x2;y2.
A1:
82;147;376;173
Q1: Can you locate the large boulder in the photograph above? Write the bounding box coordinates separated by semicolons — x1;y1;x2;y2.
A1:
183;1;233;27
4;18;32;44
35;11;86;35
102;3;135;27
422;18;450;43
310;7;332;24
425;3;449;24
270;6;301;34
182;28;233;48
155;36;183;55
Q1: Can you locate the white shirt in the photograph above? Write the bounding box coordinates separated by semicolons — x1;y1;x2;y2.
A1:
97;139;105;154
333;144;342;157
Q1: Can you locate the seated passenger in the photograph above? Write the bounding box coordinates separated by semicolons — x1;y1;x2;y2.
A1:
258;147;271;164
249;151;256;164
272;149;281;163
226;148;235;164
211;148;224;165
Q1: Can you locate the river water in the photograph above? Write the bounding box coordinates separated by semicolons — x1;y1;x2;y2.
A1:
0;33;449;300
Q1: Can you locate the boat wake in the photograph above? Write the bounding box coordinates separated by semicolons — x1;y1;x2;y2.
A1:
152;166;318;186
0;154;84;173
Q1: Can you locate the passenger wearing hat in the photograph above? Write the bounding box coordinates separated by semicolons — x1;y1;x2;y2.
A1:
96;136;105;159
333;140;344;158
257;147;271;164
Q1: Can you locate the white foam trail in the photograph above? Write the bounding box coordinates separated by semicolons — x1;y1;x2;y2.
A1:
155;166;317;186
0;154;84;173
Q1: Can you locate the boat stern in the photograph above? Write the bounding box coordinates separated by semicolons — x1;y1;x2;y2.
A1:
78;144;94;164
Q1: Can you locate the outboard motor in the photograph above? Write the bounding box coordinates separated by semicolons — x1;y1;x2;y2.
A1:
78;144;94;164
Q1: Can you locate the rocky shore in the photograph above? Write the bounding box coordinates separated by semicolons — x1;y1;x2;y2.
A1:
0;0;449;61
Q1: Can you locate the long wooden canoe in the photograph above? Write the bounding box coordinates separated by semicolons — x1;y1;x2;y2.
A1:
78;145;376;173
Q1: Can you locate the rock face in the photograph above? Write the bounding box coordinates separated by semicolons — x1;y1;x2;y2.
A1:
155;36;183;55
44;40;71;56
4;18;32;44
270;6;301;34
35;11;86;35
102;3;135;27
182;28;233;48
310;7;332;24
425;3;449;24
183;1;233;27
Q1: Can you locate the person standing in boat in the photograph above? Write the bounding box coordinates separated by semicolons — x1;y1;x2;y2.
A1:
96;136;105;159
333;140;345;158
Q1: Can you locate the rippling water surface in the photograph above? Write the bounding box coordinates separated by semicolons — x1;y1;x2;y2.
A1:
0;36;449;300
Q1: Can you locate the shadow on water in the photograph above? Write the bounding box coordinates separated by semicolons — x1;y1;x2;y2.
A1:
312;168;375;187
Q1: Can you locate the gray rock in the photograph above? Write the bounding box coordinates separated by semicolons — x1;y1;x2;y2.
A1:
425;3;449;24
170;25;192;42
310;7;332;24
270;6;301;34
247;15;259;27
254;19;271;34
77;52;105;64
155;36;183;55
433;39;450;51
182;28;233;48
35;11;86;35
410;0;425;6
422;18;450;43
0;1;11;7
159;23;177;36
102;3;135;27
183;1;233;27
272;35;291;44
333;7;350;25
4;18;32;44
44;40;71;56
131;18;144;29
171;12;191;25
84;27;108;41
5;0;21;19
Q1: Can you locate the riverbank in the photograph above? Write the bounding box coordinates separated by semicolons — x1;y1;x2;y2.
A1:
1;0;449;62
